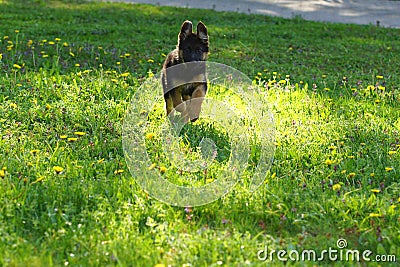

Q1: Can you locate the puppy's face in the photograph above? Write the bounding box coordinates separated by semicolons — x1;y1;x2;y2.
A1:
178;21;209;62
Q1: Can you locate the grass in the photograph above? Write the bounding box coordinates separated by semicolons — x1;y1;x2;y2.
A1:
0;0;399;266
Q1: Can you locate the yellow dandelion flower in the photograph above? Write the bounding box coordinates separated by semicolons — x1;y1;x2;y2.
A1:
75;63;80;67
388;205;396;215
111;79;118;83
278;79;286;85
0;169;5;178
69;51;75;57
324;87;330;91
332;184;341;191
341;170;347;175
385;167;393;172
376;75;384;79
370;173;375;177
42;39;47;43
10;103;17;109
63;42;68;47
348;172;356;178
375;99;381;104
121;72;130;77
13;64;21;69
325;159;334;165
97;158;105;164
371;189;380;193
15;30;20;33
378;86;385;91
55;38;61;42
388;151;397;155
146;132;155;140
124;53;131;57
369;213;382;218
154;264;165;267
271;172;276;179
329;145;336;150
67;137;78;142
159;166;167;173
98;46;103;50
31;176;45;184
74;131;85;136
42;54;49;58
27;39;33;46
116;61;121;65
53;166;64;173
148;163;156;170
147;59;154;63
0;53;2;60
206;178;214;183
30;149;39;154
114;169;124;174
48;41;55;45
322;74;327;78
3;35;9;39
60;135;68;139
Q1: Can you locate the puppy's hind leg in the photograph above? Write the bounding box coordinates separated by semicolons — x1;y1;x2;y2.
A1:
188;85;206;122
164;93;175;117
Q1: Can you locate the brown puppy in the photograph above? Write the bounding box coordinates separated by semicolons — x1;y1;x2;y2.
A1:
161;20;209;123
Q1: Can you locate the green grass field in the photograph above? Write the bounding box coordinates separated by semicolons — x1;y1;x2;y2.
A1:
1;0;399;266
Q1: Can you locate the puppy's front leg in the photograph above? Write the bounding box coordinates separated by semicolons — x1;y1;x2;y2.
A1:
171;89;189;123
188;84;206;122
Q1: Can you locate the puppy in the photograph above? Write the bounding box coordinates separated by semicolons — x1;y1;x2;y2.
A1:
161;20;209;123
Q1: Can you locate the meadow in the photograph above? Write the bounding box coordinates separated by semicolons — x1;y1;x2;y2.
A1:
0;0;399;266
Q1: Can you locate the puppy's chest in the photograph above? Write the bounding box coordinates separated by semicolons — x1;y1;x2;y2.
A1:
166;62;207;94
178;81;204;96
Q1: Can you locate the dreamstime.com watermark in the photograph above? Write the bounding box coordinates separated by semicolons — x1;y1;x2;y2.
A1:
257;239;397;263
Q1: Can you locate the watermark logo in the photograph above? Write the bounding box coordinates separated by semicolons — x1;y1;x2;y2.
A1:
257;238;397;263
122;61;275;207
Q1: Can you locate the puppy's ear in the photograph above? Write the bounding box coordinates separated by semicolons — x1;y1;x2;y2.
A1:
197;21;208;42
179;20;193;40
